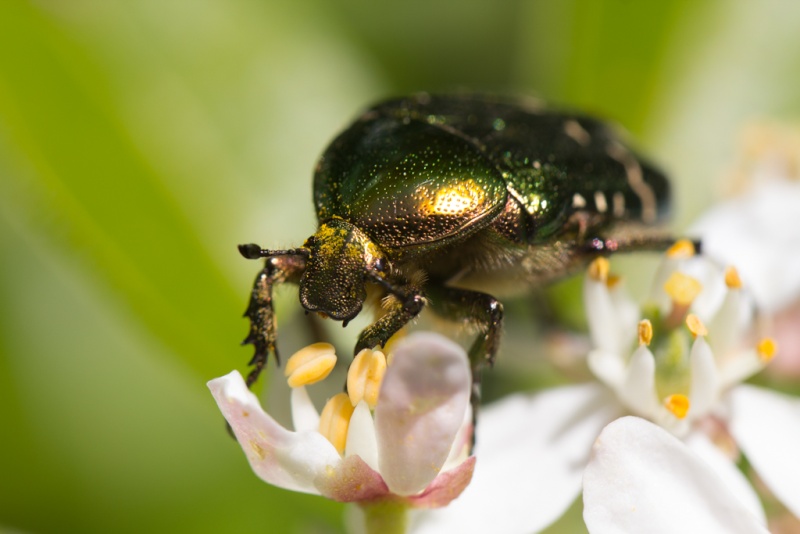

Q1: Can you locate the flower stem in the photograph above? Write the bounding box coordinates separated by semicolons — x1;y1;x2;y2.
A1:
360;501;408;534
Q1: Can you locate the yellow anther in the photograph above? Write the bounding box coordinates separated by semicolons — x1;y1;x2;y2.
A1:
318;393;354;455
284;343;337;388
588;257;610;282
685;314;708;338
607;274;623;289
666;239;696;258
382;328;406;357
724;266;743;289
664;394;691;419
757;337;778;362
638;319;653;346
664;272;703;306
347;348;388;409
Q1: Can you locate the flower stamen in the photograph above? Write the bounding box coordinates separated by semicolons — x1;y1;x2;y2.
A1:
664;394;690;419
347;348;388;409
724;266;743;289
685;314;708;338
757;337;778;362
588;257;610;282
284;343;337;388
318;392;355;454
666;239;696;259
638;319;653;346
664;272;702;328
664;272;703;306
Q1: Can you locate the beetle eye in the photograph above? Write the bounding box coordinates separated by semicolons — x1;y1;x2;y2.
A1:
373;258;386;272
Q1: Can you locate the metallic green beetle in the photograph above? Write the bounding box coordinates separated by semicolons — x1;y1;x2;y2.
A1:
239;93;673;389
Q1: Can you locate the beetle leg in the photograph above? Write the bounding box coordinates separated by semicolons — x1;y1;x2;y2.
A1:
353;286;426;354
579;235;699;256
241;254;306;387
426;285;504;424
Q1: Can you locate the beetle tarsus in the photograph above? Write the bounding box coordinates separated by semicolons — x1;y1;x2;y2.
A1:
241;255;306;386
354;290;425;353
425;284;504;438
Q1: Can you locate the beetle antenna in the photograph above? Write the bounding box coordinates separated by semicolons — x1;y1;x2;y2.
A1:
238;243;309;260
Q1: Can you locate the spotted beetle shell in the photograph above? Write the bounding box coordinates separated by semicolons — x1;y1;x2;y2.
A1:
313;93;670;262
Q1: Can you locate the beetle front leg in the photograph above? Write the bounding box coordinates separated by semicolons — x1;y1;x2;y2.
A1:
426;284;504;418
241;253;306;387
354;289;426;354
427;285;504;367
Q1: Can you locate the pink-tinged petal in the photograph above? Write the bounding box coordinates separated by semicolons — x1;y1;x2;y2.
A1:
413;383;620;534
345;401;379;473
689;337;719;418
374;333;471;496
314;454;389;502
684;431;766;524
208;371;340;495
290;385;319;433
728;385;800;517
584;416;768;534
406;456;476;509
441;405;472;472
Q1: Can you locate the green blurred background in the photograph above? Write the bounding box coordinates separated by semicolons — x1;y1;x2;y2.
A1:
2;1;799;532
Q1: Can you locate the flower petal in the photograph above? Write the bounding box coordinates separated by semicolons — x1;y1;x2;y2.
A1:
684;431;766;524
718;349;765;390
728;385;800;517
290;385;320;433
374;332;471;496
619;345;660;417
413;383;620;534
345;400;379;473
584;276;631;355
583;416;768;534
688;336;719;418
208;371;340;495
587;349;626;390
707;285;748;359
314;454;389;502
441;404;472;472
406;456;476;509
691;179;800;313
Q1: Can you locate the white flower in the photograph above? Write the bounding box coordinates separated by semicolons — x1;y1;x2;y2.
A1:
692;173;800;313
414;247;800;533
208;332;475;509
584;416;770;534
691;121;800;313
691;123;800;379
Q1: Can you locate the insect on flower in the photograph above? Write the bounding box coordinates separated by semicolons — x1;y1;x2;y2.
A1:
239;93;676;399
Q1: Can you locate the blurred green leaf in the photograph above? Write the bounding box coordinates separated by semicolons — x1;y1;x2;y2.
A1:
0;1;241;380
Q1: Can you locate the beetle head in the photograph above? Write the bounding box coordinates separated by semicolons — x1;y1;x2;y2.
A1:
299;218;384;323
